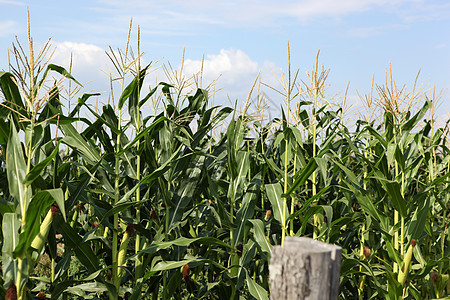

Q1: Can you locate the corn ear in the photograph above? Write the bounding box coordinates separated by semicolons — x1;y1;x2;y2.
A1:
30;205;57;262
117;224;135;280
398;239;416;285
70;207;79;228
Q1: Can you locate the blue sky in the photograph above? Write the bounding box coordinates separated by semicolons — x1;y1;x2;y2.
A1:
1;0;449;121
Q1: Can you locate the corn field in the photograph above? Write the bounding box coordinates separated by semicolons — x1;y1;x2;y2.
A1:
0;23;449;300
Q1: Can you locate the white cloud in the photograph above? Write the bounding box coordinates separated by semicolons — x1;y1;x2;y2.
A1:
184;49;258;84
182;49;281;102
52;42;106;66
51;41;111;91
50;41;161;102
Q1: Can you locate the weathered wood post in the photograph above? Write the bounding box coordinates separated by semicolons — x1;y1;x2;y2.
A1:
269;237;342;300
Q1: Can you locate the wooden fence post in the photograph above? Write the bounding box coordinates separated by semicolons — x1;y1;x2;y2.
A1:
269;236;342;300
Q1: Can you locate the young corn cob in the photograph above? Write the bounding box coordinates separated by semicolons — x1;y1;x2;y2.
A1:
398;239;416;285
30;204;58;263
117;224;135;280
70;203;82;228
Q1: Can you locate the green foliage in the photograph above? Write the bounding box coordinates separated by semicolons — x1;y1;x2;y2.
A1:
0;29;449;300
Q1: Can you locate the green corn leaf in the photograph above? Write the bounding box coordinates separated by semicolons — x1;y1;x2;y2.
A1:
0;71;22;105
168;155;205;230
2;213;21;254
246;271;269;300
282;157;318;198
54;215;99;273
297;206;322;236
226;116;237;179
151;259;200;273
118;64;150;110
236;241;257;291
290;126;303;147
50;280;78;299
0;72;29;125
227;151;250;202
0;118;10;145
2;213;21;287
248;219;272;255
61;123;101;165
321;205;333;228
138;82;160;108
13;190;56;259
23;141;60;185
315;157;328;184
45;188;65;221
6;120;28;219
114;161;173;206
67;282;111;295
332;158;359;186
287;185;331;222
145;258;227;279
265;157;284;182
191;106;232;149
353;189;382;223
65;161;100;209
386;240;402;267
78;99;121;135
364;125;388;147
233;174;261;246
402;100;430;132
69;93;101;118
43;64;82;86
394;144;405;172
406;193;429;239
117;116;167;156
133;237;233;259
266;182;286;226
382;181;407;218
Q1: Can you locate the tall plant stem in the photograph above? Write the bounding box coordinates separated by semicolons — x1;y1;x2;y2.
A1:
111;19;133;298
290;154;297;237
17;15;37;294
358;149;370;299
230;185;235;245
17;101;34;300
391;125;399;272
112;109;122;296
312;56;319;240
400;172;405;256
359;77;374;299
282;135;288;246
281;42;291;247
134;25;144;282
135;141;142;270
393;165;399;273
441;161;450;273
